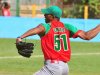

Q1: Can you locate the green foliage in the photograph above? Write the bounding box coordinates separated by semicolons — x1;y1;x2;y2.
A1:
88;0;100;18
62;0;100;18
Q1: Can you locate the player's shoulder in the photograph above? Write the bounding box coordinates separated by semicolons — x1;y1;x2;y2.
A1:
35;24;45;30
40;23;50;28
63;23;71;27
40;23;51;34
38;23;50;29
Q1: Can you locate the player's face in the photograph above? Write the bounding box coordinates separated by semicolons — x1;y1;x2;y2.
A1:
44;14;53;23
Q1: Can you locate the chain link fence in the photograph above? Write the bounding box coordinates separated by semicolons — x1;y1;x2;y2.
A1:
2;0;100;18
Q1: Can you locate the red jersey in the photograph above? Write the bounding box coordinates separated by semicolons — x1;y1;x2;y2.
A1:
41;20;71;62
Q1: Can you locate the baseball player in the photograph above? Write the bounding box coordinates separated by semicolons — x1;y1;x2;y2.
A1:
16;6;100;75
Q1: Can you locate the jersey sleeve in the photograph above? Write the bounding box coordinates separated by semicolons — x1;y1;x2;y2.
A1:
41;23;50;34
64;23;82;38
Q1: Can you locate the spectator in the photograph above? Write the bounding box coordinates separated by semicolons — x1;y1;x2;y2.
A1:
2;2;11;16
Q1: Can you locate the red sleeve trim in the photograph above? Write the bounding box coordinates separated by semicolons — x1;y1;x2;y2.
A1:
72;30;83;38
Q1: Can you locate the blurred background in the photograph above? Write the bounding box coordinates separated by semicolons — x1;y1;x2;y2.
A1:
0;0;100;75
0;0;100;42
1;0;100;19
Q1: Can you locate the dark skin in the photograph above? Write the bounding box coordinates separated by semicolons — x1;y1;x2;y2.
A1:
16;14;100;43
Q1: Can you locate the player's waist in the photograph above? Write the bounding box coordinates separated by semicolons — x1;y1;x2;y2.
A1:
44;60;67;64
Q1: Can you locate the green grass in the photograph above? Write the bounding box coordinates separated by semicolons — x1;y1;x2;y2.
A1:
0;38;100;75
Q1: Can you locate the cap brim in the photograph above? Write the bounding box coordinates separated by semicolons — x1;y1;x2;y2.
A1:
41;9;50;14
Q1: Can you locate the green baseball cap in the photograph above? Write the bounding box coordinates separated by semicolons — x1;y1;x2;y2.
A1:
41;6;62;18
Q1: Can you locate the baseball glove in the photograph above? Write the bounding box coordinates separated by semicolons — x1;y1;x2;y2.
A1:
16;42;34;58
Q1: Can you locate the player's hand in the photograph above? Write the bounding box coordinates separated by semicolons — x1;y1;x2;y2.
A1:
16;37;22;43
